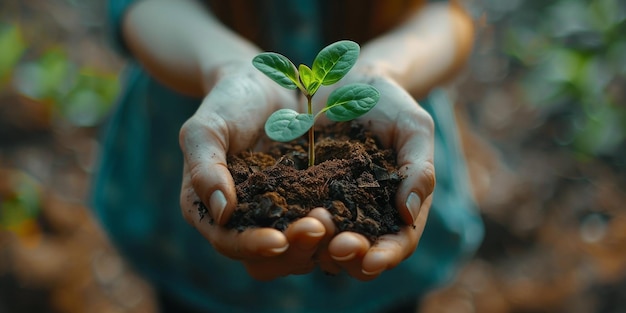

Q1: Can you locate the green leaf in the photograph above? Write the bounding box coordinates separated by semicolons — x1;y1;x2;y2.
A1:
298;64;313;87
298;64;320;95
0;24;26;83
312;40;360;86
252;52;299;89
265;109;314;142
324;83;380;122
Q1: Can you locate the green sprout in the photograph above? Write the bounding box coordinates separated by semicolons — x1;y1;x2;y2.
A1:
252;40;380;167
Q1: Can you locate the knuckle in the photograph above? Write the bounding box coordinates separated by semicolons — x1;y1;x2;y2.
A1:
178;118;198;152
397;107;435;139
419;160;437;198
419;109;435;135
412;107;435;134
188;164;207;192
179;115;229;153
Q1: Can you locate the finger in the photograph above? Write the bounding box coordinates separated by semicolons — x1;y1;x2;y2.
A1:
361;231;417;276
281;217;325;274
179;115;238;225
307;208;337;240
329;232;369;261
284;217;326;251
328;232;372;279
362;196;431;276
241;218;325;281
179;163;201;226
308;208;342;274
194;224;289;260
393;106;436;225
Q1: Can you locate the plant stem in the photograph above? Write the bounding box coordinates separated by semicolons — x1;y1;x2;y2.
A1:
307;95;315;167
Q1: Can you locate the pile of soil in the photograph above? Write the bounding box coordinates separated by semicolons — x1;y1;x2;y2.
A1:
221;121;405;242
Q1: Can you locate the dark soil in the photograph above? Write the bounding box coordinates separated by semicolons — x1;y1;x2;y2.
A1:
220;121;405;242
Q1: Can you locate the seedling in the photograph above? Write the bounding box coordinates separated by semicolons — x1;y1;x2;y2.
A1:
253;40;380;167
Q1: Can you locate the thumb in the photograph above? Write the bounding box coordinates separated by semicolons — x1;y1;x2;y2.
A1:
393;108;436;225
179;115;237;226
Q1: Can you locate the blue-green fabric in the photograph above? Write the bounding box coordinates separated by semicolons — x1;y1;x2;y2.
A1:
93;1;484;312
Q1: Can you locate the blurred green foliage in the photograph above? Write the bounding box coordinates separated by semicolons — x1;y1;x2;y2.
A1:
1;16;121;230
0;24;25;83
499;0;626;158
1;22;120;128
0;171;41;232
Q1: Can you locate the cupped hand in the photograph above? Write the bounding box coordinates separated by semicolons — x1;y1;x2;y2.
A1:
310;72;436;280
179;62;325;280
178;61;435;281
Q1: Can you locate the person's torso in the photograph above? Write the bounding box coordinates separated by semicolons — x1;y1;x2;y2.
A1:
204;0;425;64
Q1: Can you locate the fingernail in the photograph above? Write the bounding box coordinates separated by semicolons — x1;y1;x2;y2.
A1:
362;268;384;276
405;192;421;222
209;190;227;224
262;245;289;256
271;245;289;253
331;252;356;262
306;230;326;238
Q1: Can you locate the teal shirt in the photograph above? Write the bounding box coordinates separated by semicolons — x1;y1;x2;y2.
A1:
93;1;484;312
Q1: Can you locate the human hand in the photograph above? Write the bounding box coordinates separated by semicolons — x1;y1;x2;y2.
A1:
310;73;436;280
178;62;328;280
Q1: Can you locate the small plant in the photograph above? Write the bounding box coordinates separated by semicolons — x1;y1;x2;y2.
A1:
253;40;380;167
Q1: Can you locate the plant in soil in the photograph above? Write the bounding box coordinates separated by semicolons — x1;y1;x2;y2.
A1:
254;40;380;167
203;41;406;242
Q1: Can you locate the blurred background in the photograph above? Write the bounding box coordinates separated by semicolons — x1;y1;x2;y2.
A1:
0;0;624;312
